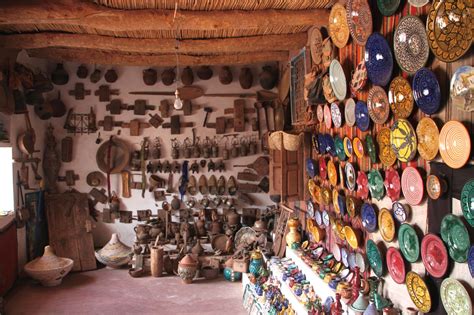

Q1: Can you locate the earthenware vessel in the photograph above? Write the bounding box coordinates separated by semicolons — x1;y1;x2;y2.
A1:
24;245;74;286
249;250;264;276
95;233;132;268
178;254;198;284
286;217;301;247
223;267;242;282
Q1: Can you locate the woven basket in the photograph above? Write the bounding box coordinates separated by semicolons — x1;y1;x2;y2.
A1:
283;132;302;151
268;131;283;150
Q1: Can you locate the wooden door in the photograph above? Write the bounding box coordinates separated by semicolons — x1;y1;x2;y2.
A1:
45;193;96;271
269;143;304;202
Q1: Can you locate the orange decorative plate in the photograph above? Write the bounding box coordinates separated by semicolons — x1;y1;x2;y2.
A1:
329;3;350;48
321;186;333;205
388;76;413;119
328;160;338;187
353;137;365;158
438;121;471;169
416;117;439;161
367;86;390;125
333;190;340;214
377;127;397;167
343;226;360;249
378;208;395;242
333;219;346;241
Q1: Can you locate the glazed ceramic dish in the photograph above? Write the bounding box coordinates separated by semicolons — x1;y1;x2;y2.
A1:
386;247;405;284
365;134;377;164
353;137;365;158
412;68;441;115
330;60;347;101
450;65;474;112
345;162;356;191
390;119;417;162
319;157;327;180
343;137;353;158
346;0;373;46
393;15;429;74
426;174;446;200
401;166;424;206
365;33;393;87
408;0;428;7
421;233;448;278
388;76;414;119
392;201;408;223
346;196;358;217
324;104;332;129
384;167;400;202
356;171;369;200
331;102;343;128
325;134;337;157
469;246;474;278
406;271;432;313
355;100;370;132
334;135;346;161
337;193;346;216
329;3;350;49
343;226;359;249
377;128;396;167
361;203;377;232
321;187;332;206
306;158;317;178
441;214;470;263
461;179;474;227
317;104;324;123
308;27;323;65
426;0;473;63
377;0;400;16
307;200;315;218
345;98;356;127
333;190;340;214
366;239;384;277
367;86;390;125
379;208;395;242
355;252;366;272
438;120;471;169
398;223;420;263
328;160;338;187
416;117;439;161
338;164;345;192
441;278;472;315
368;169;385;201
350;60;368;95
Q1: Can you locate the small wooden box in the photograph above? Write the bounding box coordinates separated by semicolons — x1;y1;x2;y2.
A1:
233;258;249;273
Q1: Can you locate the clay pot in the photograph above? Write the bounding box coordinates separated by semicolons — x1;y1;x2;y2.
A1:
76;65;88;79
218;66;233;85
161;68;176;86
24;245;74;287
51;63;69;85
181;66;194;86
226;209;240;226
191;239;204;256
25;90;45;106
95;233;132;268
34;102;53;120
90;68;101;83
104;69;118;83
178;254;198;284
50;92;66;118
201;266;219;279
143;68;158;86
196;219;207;237
197;66;213;80
259;65;278;90
285;217;301;246
134;224;151;243
239;67;253;89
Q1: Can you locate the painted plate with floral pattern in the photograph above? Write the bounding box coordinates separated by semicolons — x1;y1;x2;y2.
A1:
388;76;414;119
377;127;396;167
328;159;338;187
343;136;353;158
368;169;385;201
355;100;370;132
384;167;400;202
346;0;373;46
416;117;439;161
377;0;400;16
329;3;350;49
392;201;408;223
406;271;431;313
390;119;417;162
367;86;390;124
421;233;448;278
345;162;356;191
331;102;343;128
440;278;472;315
350;60;368;95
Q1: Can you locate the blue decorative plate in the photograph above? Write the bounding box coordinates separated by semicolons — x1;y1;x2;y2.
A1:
365;33;394;87
306;158;317;178
412;68;441;115
362;203;378;232
318;134;326;153
325;134;337;157
338;194;346;216
324;296;334;314
355;100;370;131
468;245;474;278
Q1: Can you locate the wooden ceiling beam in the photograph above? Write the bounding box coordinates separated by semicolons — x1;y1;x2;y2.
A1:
26;48;289;66
0;32;307;54
0;1;329;35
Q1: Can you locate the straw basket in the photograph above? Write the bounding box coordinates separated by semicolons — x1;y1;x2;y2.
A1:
268;131;302;151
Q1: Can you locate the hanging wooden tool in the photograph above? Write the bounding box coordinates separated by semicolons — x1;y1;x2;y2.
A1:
181;100;199;116
57;170;79;187
233;156;269;177
140;138;148;198
162;115;194;135
95;85;119;102
61;136;73;162
17;111;37;155
98;116;123;131
122;119;151;136
121;170;131;198
159;100;171;118
206;117;233;134
64;108;97;135
128;100;156;115
223;99;256;132
89;188;108;205
106;99;128;115
68;83;91;100
148;113;164;128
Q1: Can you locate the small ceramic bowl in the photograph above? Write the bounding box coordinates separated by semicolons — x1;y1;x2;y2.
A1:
426;174;447;200
353;137;365;158
343;136;353;158
392;201;409;223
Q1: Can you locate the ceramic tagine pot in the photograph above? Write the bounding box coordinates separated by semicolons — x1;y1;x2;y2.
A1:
177;254;198;284
95;233;132;268
285;217;301;248
223;258;242;282
24;245;74;287
249;250;264;276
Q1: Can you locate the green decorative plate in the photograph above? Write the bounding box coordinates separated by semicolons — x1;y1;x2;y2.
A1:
398;224;420;263
441;214;470;263
377;0;400;16
368;169;385;201
335;135;346;161
440;278;472;315
461;179;474;227
365;134;377;164
366;239;384;277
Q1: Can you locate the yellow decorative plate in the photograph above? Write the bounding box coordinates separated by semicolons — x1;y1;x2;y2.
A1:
377;127;397;167
378;208;395;242
390;119;417;162
416;117;439;161
346;196;358;217
321;186;332;205
308;179;322;204
333;219;346;241
406;271;432;313
328;160;338;187
312;225;326;243
388;76;413;119
329;3;350;49
339;164;345;189
333;190;341;214
353;137;365;158
343;226;359;249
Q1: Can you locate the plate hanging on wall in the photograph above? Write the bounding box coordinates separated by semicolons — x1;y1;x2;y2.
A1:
364;33;393;87
346;0;373;46
412;68;441;115
329;3;350;48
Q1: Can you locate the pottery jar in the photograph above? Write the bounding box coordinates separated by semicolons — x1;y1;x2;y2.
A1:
223;267;242;282
134;224;151;243
227;209;240;226
249;250;263;276
177;254;198;284
285;217;301;247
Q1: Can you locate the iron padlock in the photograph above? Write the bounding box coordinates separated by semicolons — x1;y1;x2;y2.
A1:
239;138;248;156
193;137;201;158
231;137;239;158
183;137;192;159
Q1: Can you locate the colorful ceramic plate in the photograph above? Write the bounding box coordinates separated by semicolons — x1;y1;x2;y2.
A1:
439;120;471;169
401;166;424;206
386;247;405;284
368;169;385;201
341;247;349;267
366;239;384;277
365;33;393;87
338;164;345;192
333;190;340;214
348;252;356;269
461;179;474;227
469;246;474;278
353;137;365;158
441;214;470;263
334;136;345;161
333;219;345;241
343;226;359;249
393;15;429;74
324;104;332;129
355;252;366;272
426;0;473;63
408;0;428;7
345;162;356;191
384;167;400;202
319;157;327;180
325;134;337;157
321;187;333;206
377;0;400;16
346;0;373;46
390;119;417;162
379;208;395;242
361;203;377;232
355;100;370;132
392;201;408;223
306;158;317;178
413;68;441;115
421;233;448;278
315;210;323;226
308;27;323;65
343;136;353;158
388;76;414;119
406;271;431;313
331;103;343;129
450;65;474;112
365;134;377;164
398;223;420;263
367;86;390;124
426;174;447;200
350;60;368;95
312;134;320;154
356;171;369;200
416;117;439;161
329;3;350;49
317;104;324;123
330;60;347;101
328;160;338;187
441;278;472;315
322;210;331;226
377;127;396;167
344;98;356;127
346;196;358;218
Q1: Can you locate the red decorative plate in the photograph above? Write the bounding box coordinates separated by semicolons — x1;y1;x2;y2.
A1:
384;168;401;202
324;104;332;129
356;171;369;200
319;157;327;180
386;247;406;284
421;233;448;278
401;166;424;205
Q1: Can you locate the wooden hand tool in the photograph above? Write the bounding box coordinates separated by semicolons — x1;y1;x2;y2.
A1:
162;115;194;134
182;100;200;116
202;107;212;127
68;83;91;100
106;99;128;115
122;119;151;136
159;100;171;118
206;116;234;134
148;113;164;128
89;188;107;204
95;85;119;102
121;170;131;198
127;99;156;115
61;137;73;163
98;116;123;131
57;170;79;186
224;99;255;132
